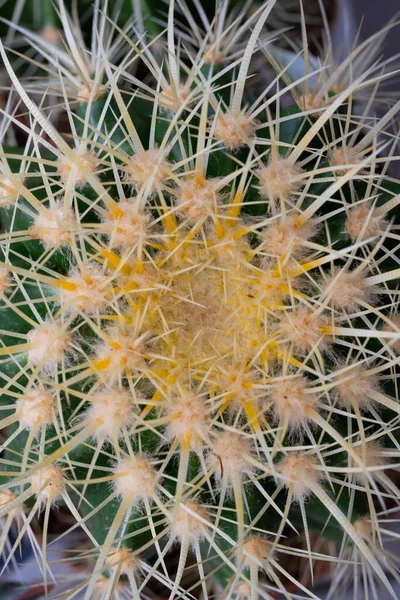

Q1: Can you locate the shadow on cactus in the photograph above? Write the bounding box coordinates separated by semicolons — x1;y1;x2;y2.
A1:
0;0;400;599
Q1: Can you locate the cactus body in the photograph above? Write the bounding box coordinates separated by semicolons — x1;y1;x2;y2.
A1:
0;1;400;598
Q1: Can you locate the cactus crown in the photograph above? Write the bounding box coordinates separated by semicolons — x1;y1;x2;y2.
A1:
0;1;400;598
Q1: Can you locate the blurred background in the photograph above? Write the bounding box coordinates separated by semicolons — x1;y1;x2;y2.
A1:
352;0;399;92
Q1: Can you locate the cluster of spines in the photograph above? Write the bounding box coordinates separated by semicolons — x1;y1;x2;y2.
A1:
0;1;400;599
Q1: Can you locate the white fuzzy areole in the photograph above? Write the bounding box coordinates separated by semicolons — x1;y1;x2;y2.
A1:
278;453;322;500
214;110;255;149
175;177;220;222
161;83;190;110
0;267;11;295
331;144;363;174
260;214;317;259
171;500;208;542
31;465;66;504
0;490;24;519
279;306;327;353
76;83;107;103
106;548;137;575
85;388;137;441
0;176;19;207
299;92;328;116
61;267;110;313
41;25;60;44
103;202;149;249
346;201;387;242
58;150;99;184
30;203;74;248
258;159;303;201
322;269;373;311
28;320;70;366
166;393;208;446
124;149;171;191
336;366;379;410
243;536;273;569
271;374;316;427
16;387;56;433
113;456;157;502
94;326;146;372
353;440;388;484
208;432;253;483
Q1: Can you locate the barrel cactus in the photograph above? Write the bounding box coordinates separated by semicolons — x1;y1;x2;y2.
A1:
0;1;400;599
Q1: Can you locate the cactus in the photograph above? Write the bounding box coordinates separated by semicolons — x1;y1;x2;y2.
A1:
0;1;400;598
